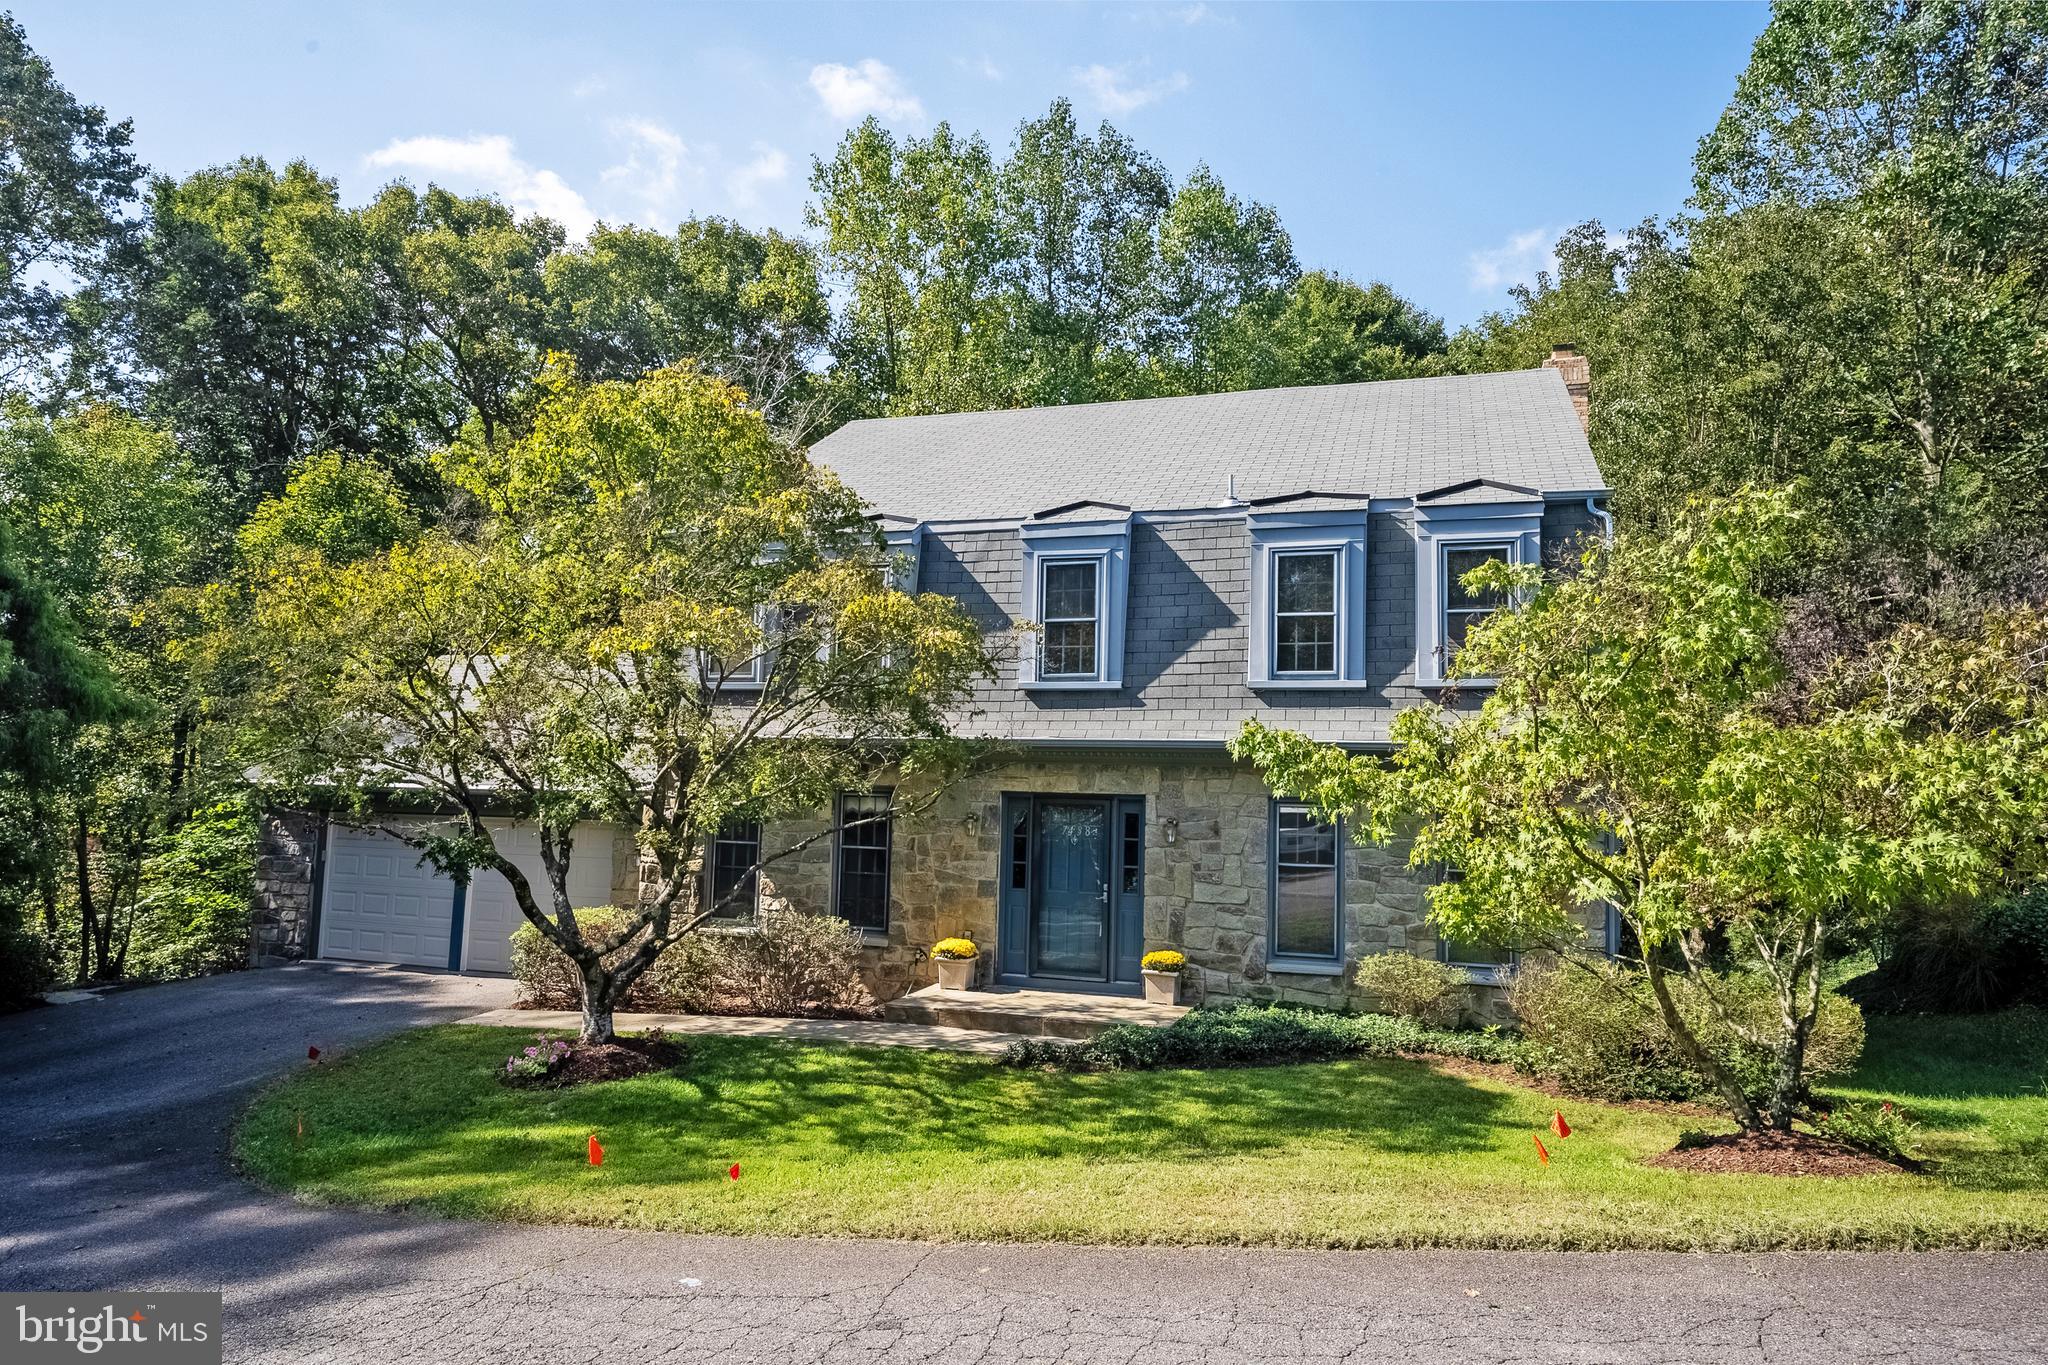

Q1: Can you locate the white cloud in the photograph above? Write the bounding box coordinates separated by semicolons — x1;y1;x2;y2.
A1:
1072;63;1190;115
725;145;790;208
1467;226;1558;294
808;59;924;124
601;118;691;226
1167;3;1229;25
365;134;596;238
956;54;1003;81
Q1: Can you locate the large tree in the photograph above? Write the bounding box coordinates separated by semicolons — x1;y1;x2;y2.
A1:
244;363;998;1041
1233;489;2048;1131
0;13;142;398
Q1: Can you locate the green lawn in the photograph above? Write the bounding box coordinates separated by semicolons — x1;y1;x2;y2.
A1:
235;1015;2048;1251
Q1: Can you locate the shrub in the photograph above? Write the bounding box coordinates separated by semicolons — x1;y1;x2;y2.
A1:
1847;889;2048;1014
512;905;876;1018
511;906;704;1011
502;1033;573;1084
1002;1002;1517;1073
1506;957;1865;1104
931;936;977;960
697;906;876;1017
1141;949;1186;974
1812;1099;1919;1164
1354;951;1470;1028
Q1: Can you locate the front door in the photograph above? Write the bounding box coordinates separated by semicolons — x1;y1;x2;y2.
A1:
1033;798;1111;979
998;794;1144;991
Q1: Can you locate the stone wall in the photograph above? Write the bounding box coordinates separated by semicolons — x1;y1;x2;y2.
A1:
251;808;322;965
754;754;1602;1011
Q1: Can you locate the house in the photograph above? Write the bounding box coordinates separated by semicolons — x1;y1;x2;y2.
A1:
252;347;1612;1007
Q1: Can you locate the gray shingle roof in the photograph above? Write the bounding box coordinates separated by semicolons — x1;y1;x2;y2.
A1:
810;368;1606;523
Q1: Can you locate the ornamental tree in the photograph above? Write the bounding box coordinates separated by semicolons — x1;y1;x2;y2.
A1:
1233;489;2048;1130
244;362;998;1041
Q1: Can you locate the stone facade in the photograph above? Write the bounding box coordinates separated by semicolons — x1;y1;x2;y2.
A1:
752;754;1597;1011
251;808;323;964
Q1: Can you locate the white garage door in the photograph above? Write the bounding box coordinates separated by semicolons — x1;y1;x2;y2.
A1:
320;826;457;968
461;820;621;974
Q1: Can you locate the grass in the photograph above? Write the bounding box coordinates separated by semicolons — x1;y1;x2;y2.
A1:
235;1014;2048;1251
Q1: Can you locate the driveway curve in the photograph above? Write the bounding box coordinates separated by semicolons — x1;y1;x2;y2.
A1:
1;962;2042;1364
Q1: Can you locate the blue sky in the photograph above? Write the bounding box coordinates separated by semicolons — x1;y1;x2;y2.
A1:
17;1;1768;328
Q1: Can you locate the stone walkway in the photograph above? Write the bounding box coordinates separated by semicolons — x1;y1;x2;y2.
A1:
461;1005;1022;1054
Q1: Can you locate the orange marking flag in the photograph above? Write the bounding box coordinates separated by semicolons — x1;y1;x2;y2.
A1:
588;1134;605;1167
728;1163;741;1180
1551;1111;1572;1139
1532;1133;1551;1166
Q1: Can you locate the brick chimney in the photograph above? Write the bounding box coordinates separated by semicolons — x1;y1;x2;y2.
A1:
1544;343;1591;431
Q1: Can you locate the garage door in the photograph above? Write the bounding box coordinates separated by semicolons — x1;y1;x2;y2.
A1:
319;826;457;967
461;820;621;974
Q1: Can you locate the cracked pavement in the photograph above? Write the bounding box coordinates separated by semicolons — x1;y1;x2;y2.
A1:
2;963;2043;1363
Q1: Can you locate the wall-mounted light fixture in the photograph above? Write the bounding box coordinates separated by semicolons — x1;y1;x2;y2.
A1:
1162;817;1179;845
962;810;981;835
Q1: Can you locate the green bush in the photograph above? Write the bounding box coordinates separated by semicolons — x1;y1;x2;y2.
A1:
129;800;258;980
511;904;875;1018
1353;951;1471;1028
1814;1099;1919;1164
1002;1002;1518;1073
1848;889;2048;1014
1506;958;1865;1104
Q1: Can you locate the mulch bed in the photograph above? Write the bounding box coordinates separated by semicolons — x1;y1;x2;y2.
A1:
504;1032;689;1090
1645;1129;1913;1177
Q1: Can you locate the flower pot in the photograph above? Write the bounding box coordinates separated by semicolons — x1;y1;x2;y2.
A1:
935;956;977;992
1142;969;1181;1006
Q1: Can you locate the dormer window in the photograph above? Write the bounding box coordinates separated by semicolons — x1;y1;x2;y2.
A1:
1018;503;1131;690
1039;559;1101;679
1413;480;1544;687
1246;494;1370;688
1440;543;1512;661
1272;551;1338;676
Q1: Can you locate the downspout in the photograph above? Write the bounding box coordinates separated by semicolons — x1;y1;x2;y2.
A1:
1585;496;1614;545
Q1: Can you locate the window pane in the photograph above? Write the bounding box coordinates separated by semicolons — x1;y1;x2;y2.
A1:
710;820;760;917
1275;553;1336;613
1042;620;1097;677
1275;866;1338;958
1121;810;1142;894
1444;547;1508;610
1042;561;1097;620
1442;938;1512;967
1272;805;1339;960
1276;615;1335;674
835;792;891;932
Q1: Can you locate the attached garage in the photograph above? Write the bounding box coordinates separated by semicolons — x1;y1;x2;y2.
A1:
317;819;624;973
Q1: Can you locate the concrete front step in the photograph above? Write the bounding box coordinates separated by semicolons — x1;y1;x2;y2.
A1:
882;984;1189;1041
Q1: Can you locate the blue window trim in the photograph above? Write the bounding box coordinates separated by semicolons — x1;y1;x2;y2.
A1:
1412;497;1543;687
1017;515;1131;690
1246;507;1369;687
1267;798;1345;967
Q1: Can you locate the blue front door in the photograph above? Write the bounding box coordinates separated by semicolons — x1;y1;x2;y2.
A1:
998;793;1144;991
1033;799;1111;979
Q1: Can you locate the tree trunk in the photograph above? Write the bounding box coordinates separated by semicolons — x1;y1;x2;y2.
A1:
73;816;96;986
578;963;617;1045
1645;959;1764;1130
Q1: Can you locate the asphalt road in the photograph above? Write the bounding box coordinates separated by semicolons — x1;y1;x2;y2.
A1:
2;962;2043;1364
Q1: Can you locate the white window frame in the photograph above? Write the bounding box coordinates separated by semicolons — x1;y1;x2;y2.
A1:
1017;513;1131;691
1270;548;1341;679
1036;556;1103;682
1246;505;1368;688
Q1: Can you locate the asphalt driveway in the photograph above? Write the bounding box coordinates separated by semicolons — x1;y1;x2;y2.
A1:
1;963;2043;1364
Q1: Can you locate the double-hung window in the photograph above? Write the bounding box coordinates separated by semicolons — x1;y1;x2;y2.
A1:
1039;559;1101;680
1272;551;1338;676
1440;544;1512;661
708;820;761;919
1431;864;1513;982
833;791;893;933
1270;802;1342;964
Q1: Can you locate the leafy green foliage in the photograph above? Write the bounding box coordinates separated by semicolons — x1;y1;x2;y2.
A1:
1814;1099;1920;1164
246;363;998;1038
1352;951;1471;1029
127;798;256;979
1002;1002;1517;1073
1235;489;2048;1129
